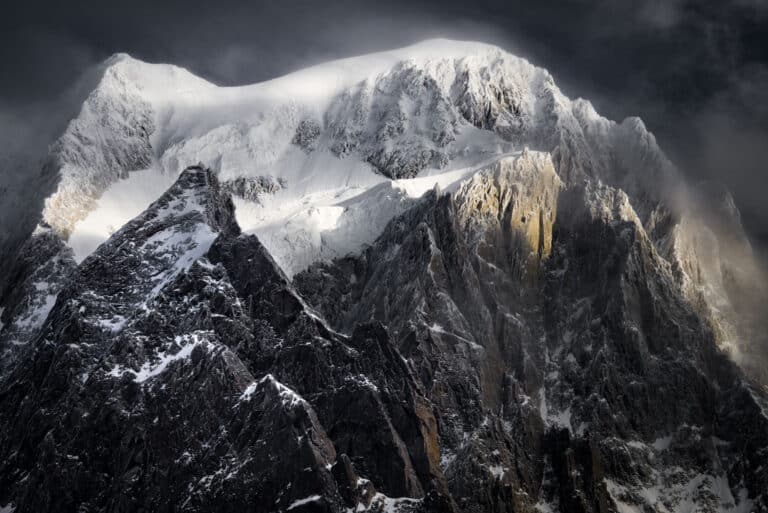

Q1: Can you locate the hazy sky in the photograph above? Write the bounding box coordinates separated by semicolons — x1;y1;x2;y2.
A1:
1;0;767;244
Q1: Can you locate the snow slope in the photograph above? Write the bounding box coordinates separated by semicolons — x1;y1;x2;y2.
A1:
45;39;606;275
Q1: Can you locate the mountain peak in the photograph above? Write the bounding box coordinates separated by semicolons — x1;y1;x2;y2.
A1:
43;36;676;275
95;51;214;103
103;51;134;66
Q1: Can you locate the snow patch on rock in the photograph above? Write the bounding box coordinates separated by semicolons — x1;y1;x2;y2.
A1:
109;332;208;383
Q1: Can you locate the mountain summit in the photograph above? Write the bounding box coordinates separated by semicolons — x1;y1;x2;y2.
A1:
42;39;678;272
0;39;766;513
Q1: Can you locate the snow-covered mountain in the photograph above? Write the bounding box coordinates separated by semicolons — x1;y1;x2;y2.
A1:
0;39;766;513
42;39;676;274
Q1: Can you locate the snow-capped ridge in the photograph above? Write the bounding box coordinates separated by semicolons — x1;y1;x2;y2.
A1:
96;51;216;103
48;37;661;259
98;39;519;103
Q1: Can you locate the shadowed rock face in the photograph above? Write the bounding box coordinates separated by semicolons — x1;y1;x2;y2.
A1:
296;154;768;512
0;167;450;513
0;159;766;513
0;228;76;376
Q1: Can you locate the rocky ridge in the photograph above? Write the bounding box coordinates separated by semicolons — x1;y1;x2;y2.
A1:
0;158;764;512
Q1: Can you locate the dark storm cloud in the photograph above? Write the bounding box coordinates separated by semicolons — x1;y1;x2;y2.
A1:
1;0;767;248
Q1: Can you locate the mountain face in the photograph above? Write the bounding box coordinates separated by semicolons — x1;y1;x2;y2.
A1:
0;39;767;513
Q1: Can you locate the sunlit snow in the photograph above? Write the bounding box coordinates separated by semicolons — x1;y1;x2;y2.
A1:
56;39;536;274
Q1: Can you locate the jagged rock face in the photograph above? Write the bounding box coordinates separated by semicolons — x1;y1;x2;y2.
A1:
539;182;768;511
207;234;450;506
0;229;76;377
296;156;768;512
0;167;455;513
315;52;678;205
326;63;459;178
452;151;560;286
296;153;561;512
220;175;286;202
2;160;767;513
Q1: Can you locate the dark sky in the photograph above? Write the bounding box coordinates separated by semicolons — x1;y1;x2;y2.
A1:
2;0;767;246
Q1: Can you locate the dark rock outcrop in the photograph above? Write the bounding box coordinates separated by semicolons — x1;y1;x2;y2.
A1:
1;159;766;513
0;167;450;512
